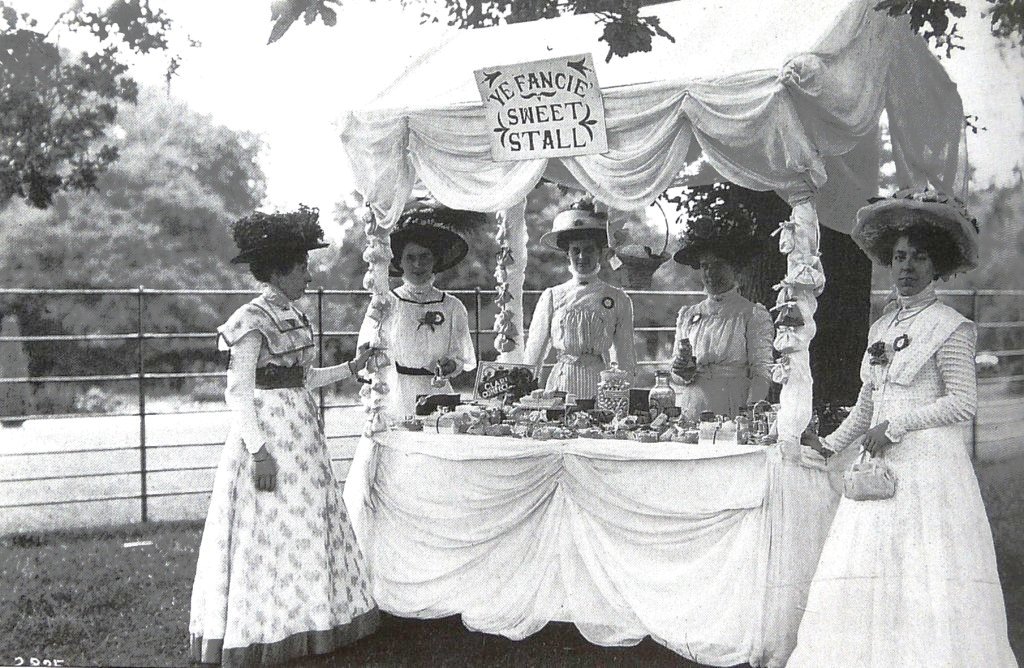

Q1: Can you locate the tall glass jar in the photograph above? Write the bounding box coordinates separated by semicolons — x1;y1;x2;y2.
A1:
648;370;676;418
597;363;631;418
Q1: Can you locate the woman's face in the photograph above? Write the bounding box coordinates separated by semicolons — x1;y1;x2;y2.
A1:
697;252;736;295
401;241;436;284
890;235;935;297
566;238;601;275
272;256;312;301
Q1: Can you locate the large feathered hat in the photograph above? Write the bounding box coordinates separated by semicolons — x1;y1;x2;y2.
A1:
229;205;328;264
389;199;484;277
852;188;979;277
672;208;763;269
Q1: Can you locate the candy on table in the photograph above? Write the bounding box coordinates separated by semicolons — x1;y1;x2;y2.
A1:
630;430;659;443
485;423;514;437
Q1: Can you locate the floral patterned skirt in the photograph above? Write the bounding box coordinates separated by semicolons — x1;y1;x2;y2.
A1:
189;387;378;667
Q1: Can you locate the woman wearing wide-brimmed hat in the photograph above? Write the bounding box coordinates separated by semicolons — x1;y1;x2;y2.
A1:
190;206;379;667
358;200;479;420
669;215;774;419
523;200;637;400
792;189;1016;667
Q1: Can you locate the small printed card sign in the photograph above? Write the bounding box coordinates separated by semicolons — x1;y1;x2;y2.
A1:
474;53;608;161
473;362;540;402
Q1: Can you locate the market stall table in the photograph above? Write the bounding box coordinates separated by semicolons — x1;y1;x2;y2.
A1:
344;431;843;667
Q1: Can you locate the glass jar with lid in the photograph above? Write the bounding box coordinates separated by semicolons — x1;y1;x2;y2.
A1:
597;363;631;418
648;370;676;418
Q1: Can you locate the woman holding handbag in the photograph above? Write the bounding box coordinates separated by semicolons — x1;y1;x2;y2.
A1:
792;190;1016;667
190;207;379;666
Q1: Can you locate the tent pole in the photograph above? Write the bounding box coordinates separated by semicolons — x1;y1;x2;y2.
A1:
496;201;528;364
774;196;823;459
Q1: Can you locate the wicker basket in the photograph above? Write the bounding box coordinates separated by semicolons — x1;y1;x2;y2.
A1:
617;252;670;289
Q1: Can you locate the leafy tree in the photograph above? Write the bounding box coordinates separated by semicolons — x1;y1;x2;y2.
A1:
0;88;266;378
0;0;182;209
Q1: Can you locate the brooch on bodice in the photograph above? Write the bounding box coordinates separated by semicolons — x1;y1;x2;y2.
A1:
689;313;703;326
868;334;912;366
601;296;615;309
418;310;445;332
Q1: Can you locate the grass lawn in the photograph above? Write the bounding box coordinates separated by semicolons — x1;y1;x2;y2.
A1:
0;521;699;667
3;465;1022;668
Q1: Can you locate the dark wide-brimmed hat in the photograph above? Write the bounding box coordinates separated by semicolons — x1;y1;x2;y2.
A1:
852;188;979;278
672;214;762;269
229;205;328;264
539;200;609;251
388;200;483;277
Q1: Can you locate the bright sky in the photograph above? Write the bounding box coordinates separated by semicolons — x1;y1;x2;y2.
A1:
30;0;1024;222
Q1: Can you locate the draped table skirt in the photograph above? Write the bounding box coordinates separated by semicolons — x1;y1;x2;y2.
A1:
343;432;840;667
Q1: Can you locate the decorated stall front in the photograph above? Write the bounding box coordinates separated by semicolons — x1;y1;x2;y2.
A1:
337;0;966;665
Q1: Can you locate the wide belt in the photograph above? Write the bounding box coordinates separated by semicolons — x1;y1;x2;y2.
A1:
395;363;434;377
255;365;305;389
555;351;606;368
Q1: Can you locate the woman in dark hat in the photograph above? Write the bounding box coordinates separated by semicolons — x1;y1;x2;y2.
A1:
669;215;774;419
358;200;479;420
523;200;637;400
792;189;1015;667
190;206;379;667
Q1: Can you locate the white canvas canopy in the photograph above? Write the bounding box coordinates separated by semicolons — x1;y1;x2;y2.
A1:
340;0;965;228
339;0;966;481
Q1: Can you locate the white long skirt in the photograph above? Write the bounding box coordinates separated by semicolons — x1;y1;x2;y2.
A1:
788;424;1017;667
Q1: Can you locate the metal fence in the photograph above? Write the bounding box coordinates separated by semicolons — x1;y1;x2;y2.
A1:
1;286;1022;528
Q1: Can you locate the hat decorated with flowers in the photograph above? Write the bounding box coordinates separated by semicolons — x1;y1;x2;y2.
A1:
389;199;483;277
852;188;979;278
229;205;328;264
540;199;609;251
672;206;763;269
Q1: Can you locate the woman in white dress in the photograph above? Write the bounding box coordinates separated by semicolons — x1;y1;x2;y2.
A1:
524;201;637;400
669;216;774;418
190;207;378;666
793;189;1016;667
359;201;479;421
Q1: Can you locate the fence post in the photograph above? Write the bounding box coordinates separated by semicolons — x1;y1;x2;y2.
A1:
970;289;979;461
317;288;325;423
474;287;482;364
137;285;148;522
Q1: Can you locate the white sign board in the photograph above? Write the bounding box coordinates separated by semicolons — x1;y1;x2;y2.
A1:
474;53;608;161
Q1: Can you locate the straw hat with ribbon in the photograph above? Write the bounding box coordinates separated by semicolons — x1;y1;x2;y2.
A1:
851;188;979;278
540;199;609;251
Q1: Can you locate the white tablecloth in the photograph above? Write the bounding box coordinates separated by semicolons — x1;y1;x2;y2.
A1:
343;432;841;667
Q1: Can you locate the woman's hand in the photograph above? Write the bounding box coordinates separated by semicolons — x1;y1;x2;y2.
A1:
671;356;697;385
349;343;373;374
436;357;459;377
252;446;277;492
862;421;894;456
800;429;833;459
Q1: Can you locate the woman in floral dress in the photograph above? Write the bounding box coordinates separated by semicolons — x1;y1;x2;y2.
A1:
523;201;637;401
358;200;479;421
793;190;1016;667
669;216;774;419
190;206;379;667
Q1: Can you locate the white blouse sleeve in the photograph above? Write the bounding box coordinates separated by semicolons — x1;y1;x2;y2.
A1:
448;298;477;372
223;330;266;455
821;381;874;453
524;288;553;373
305;362;353;390
746;304;775;403
885;321;977;441
612;292;637;376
